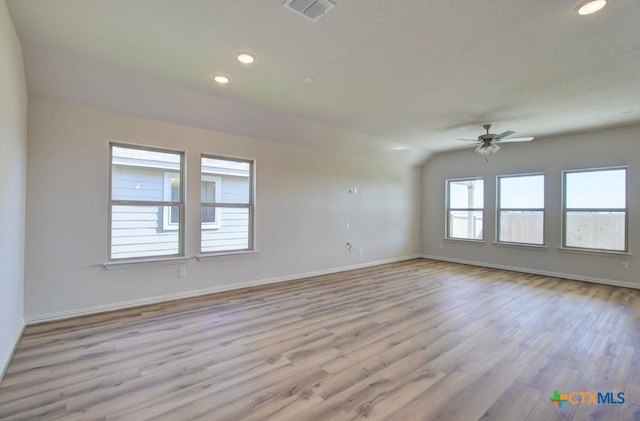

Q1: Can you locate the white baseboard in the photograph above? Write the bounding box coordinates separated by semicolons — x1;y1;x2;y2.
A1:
423;254;639;290
0;322;25;383
25;255;422;325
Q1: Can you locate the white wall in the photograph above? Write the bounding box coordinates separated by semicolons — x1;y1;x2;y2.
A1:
0;0;27;379
24;97;421;321
422;124;640;287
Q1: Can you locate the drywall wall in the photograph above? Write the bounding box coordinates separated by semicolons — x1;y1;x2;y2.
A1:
24;97;421;320
422;124;640;287
0;0;27;379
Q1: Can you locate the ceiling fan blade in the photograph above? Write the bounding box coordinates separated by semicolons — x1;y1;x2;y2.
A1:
498;136;534;143
494;130;516;140
456;138;480;141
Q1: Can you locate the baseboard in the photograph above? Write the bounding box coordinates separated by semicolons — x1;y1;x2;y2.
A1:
25;254;422;325
423;254;639;290
0;322;25;383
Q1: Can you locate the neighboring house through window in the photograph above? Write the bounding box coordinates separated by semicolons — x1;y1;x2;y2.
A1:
563;167;628;252
163;172;221;230
201;155;254;254
446;178;484;240
497;173;545;245
163;172;181;230
109;144;184;260
201;175;222;228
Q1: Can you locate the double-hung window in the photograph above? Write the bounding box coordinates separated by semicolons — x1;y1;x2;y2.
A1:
109;144;184;260
563;167;628;252
200;155;254;254
497;174;545;245
446;178;484;240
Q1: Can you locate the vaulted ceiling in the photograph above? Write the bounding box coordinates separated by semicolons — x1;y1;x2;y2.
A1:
7;0;640;163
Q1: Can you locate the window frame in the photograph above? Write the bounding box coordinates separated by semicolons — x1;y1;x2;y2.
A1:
445;177;485;241
496;172;545;246
108;143;185;261
200;154;255;254
562;166;628;253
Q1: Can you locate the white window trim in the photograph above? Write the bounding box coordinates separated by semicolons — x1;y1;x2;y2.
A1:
104;256;190;270
496;173;545;246
561;166;629;253
445;177;484;241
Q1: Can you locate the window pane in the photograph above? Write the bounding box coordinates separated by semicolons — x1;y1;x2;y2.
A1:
499;211;544;244
201;207;250;252
111;205;180;259
201;157;251;204
201;206;216;224
201;180;216;203
169;205;179;225
170;177;180;201
112;146;181;202
448;179;483;208
448;210;483;240
566;169;626;209
499;175;544;209
565;211;625;251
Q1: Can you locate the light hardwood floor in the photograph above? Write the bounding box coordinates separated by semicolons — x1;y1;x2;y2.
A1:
1;259;640;420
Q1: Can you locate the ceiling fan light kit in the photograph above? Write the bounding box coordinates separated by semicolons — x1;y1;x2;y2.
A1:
475;143;500;155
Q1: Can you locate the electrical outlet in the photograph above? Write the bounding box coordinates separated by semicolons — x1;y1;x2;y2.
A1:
438;242;444;249
359;247;364;255
620;260;629;270
178;265;186;278
345;242;353;256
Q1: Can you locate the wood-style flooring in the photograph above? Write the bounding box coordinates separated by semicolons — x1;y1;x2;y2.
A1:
1;259;640;420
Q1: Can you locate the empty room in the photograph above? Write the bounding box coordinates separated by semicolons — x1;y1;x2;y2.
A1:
1;0;639;420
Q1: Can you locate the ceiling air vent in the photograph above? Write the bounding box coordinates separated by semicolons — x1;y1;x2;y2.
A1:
283;0;335;22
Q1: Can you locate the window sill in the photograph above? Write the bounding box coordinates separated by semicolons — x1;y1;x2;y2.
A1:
103;256;190;270
494;242;547;250
197;250;259;261
557;247;632;257
443;238;485;244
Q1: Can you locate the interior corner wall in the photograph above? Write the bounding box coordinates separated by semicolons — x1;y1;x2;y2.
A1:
0;0;27;380
24;97;422;321
422;124;640;287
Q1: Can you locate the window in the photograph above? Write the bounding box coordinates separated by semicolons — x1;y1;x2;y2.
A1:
563;167;627;252
446;178;484;240
200;155;254;254
163;172;180;230
109;144;184;260
201;175;222;228
497;174;545;245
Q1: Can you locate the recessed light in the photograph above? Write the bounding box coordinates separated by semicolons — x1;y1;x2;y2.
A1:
302;77;316;84
237;53;255;64
576;0;607;15
212;74;230;84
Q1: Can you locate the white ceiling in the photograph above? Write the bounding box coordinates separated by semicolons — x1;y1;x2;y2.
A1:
7;0;640;163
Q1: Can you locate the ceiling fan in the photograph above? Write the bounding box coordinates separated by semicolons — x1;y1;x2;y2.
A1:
459;124;534;155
